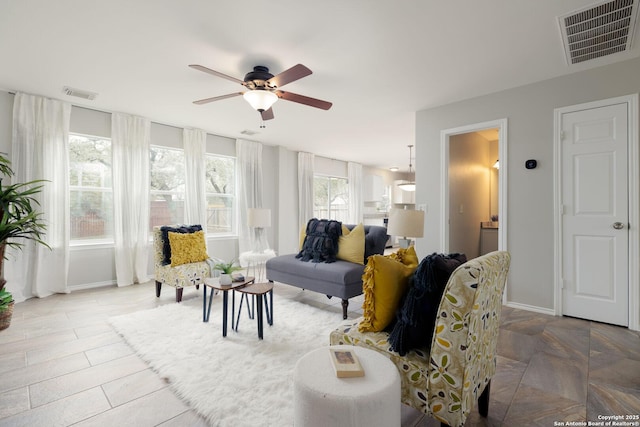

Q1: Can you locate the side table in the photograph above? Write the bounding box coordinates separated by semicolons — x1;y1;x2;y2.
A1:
293;345;401;427
239;250;275;282
234;282;274;339
203;276;254;337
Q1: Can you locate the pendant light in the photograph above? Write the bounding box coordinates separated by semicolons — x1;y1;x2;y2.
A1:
397;145;416;192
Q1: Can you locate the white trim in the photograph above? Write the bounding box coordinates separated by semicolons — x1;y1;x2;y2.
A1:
553;94;639;331
440;118;508;303
68;280;118;291
505;301;556;317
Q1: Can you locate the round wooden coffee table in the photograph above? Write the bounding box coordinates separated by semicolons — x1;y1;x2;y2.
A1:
234;282;274;339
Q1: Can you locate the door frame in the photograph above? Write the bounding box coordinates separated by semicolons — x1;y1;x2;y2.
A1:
553;94;639;330
440;118;508;254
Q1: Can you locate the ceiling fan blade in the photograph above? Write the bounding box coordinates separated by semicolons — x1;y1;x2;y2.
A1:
261;108;275;121
189;64;244;85
267;64;312;88
193;92;243;105
276;91;332;110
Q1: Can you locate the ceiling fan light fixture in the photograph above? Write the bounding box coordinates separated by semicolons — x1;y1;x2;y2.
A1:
243;90;278;111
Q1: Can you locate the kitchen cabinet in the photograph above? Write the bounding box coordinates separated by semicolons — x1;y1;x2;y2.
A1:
364;174;384;201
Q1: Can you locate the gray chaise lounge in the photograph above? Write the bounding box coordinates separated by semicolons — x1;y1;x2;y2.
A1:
266;224;388;319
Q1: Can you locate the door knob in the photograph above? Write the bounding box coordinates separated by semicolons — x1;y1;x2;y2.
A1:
613;222;625;230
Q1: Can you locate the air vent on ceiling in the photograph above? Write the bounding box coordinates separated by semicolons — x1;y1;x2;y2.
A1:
559;0;639;64
240;129;259;136
62;86;98;100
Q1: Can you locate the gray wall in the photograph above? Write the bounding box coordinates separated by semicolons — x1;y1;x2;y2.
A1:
415;56;640;312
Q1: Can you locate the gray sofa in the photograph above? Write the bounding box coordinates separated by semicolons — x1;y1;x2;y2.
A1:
266;224;388;319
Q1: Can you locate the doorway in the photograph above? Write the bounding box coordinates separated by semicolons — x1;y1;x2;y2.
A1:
440;119;508;257
554;95;639;329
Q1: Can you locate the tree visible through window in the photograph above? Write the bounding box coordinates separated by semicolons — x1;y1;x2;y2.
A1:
69;134;113;242
149;146;185;229
314;175;349;222
206;154;235;234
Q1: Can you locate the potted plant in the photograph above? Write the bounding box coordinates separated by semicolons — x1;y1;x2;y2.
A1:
214;259;242;286
0;154;49;331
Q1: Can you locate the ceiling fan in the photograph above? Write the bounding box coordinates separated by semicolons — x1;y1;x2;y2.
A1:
189;63;332;121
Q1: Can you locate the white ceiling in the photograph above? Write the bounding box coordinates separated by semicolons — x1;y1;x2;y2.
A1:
1;0;639;172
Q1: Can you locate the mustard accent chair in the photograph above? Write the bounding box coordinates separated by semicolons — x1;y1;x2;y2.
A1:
153;226;211;302
330;251;511;427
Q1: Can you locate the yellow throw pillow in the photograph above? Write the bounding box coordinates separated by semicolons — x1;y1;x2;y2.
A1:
168;230;208;267
299;225;307;251
337;223;365;265
359;246;419;332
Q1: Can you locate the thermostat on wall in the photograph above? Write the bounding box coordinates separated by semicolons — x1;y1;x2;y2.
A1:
525;159;537;169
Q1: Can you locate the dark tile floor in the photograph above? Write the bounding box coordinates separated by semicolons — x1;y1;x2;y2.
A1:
0;281;639;426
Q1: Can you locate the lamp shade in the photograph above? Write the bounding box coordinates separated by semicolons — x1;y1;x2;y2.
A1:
387;208;424;238
248;208;271;228
243;90;278;111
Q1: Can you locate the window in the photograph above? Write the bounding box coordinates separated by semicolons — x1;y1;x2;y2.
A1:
150;146;185;229
69;134;113;242
205;154;236;235
313;175;349;222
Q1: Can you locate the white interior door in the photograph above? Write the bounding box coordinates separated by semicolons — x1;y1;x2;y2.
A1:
561;102;629;326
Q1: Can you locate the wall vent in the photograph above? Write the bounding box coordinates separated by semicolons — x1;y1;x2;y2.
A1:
62;86;98;100
559;0;639;64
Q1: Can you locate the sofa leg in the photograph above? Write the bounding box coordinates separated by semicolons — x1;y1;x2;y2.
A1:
478;380;491;417
176;288;184;303
341;299;348;319
155;281;162;297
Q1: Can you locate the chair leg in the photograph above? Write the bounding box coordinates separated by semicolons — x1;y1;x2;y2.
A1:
155;281;162;297
478;380;491;417
176;288;184;303
341;299;348;319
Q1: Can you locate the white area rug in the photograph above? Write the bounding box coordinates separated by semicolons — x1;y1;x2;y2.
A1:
109;294;341;426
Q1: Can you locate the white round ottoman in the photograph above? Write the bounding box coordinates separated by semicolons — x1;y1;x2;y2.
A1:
293;345;401;427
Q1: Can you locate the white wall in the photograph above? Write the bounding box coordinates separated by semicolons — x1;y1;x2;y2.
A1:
415;56;640;312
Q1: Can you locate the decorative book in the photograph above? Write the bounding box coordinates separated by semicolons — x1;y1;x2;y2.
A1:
329;348;364;378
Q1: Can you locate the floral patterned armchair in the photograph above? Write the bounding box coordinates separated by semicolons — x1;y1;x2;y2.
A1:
330;251;511;427
153;225;211;302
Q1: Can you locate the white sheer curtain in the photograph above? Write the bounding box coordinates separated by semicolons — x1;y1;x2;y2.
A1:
298;152;315;232
6;92;71;301
183;128;207;226
236;139;267;257
112;113;150;287
348;161;363;224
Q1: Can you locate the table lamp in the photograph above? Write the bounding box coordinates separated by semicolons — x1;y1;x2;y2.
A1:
248;208;271;253
387;208;424;249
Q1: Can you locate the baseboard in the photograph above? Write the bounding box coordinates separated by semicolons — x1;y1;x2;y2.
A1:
68;280;117;291
504;301;556;317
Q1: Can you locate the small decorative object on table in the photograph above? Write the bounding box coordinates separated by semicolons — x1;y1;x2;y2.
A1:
329;347;364;378
214;259;242;286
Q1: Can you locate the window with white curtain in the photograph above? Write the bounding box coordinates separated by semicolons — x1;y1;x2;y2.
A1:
150;145;185;228
69;133;114;243
205;154;236;235
313;174;349;222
